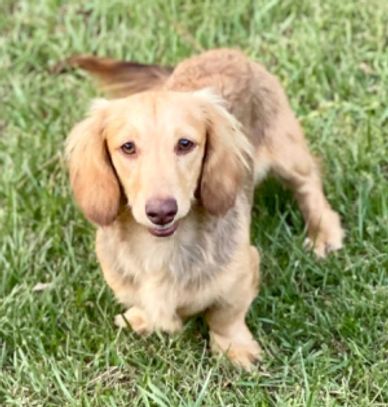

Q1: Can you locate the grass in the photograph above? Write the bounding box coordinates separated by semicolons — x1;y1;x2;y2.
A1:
0;0;387;405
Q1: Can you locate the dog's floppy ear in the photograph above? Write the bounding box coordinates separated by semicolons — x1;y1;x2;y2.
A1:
194;89;254;216
66;99;121;226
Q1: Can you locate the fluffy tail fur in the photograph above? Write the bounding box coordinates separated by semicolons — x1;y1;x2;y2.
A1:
67;55;173;97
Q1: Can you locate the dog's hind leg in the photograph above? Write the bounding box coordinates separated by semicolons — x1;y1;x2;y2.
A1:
257;118;344;257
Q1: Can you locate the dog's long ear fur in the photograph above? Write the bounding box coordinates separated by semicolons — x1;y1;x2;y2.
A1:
195;90;254;216
66;100;121;226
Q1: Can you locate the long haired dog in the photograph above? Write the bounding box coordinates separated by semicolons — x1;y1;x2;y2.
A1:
66;49;344;370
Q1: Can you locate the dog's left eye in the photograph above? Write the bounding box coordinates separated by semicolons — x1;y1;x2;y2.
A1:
176;138;195;154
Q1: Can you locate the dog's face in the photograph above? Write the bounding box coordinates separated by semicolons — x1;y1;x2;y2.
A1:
107;92;207;236
67;90;252;237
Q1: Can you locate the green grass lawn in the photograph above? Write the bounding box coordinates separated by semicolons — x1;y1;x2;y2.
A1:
1;0;387;405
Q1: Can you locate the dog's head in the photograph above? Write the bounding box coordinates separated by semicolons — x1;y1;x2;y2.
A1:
66;89;253;237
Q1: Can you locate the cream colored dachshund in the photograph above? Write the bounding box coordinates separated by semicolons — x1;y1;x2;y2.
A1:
66;49;344;370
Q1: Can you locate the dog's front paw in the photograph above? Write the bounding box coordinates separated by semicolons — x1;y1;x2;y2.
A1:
154;315;183;334
305;210;344;258
210;331;262;371
115;307;183;335
114;306;150;335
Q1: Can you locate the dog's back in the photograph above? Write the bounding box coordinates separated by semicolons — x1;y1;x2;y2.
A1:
69;48;285;148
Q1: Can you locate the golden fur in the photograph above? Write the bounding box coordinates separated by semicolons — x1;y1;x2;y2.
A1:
66;49;344;370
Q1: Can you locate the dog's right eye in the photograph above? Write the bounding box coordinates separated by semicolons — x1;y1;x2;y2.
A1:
121;142;136;155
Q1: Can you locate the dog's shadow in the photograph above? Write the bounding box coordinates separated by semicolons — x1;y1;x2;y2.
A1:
251;177;301;240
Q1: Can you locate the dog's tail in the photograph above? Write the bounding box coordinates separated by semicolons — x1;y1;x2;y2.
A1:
67;55;173;97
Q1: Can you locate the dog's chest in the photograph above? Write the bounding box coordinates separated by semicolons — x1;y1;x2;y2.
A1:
109;206;242;284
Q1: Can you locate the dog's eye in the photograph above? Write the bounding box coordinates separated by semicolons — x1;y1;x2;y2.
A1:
121;142;136;155
176;138;195;154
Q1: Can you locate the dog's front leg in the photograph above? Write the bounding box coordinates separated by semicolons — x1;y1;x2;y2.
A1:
98;253;182;335
206;246;261;371
136;277;184;334
115;280;183;335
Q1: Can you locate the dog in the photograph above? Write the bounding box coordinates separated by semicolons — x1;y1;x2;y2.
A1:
66;49;344;370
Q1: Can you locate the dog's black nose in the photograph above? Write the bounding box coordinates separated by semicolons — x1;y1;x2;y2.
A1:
145;198;178;225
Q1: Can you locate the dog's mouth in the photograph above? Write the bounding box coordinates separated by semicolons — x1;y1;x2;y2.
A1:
148;221;178;237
